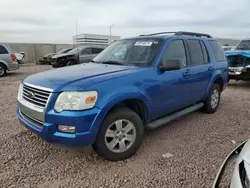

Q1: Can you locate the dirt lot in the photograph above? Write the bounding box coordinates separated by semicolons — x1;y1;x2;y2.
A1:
0;65;250;188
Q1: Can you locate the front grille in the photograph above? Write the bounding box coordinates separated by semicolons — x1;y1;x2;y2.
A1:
20;110;43;128
227;55;245;67
22;84;51;108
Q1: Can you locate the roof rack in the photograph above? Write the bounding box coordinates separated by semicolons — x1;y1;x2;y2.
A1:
139;31;212;38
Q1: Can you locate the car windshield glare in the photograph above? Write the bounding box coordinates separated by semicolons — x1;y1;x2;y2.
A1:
57;49;66;54
67;48;81;55
93;39;163;66
235;40;250;50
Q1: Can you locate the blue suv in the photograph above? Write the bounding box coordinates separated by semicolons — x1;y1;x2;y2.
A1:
17;31;228;161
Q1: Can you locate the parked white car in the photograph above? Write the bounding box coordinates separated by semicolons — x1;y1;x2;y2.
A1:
213;139;250;188
13;51;25;63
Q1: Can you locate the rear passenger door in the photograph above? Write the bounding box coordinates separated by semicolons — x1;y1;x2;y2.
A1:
185;39;213;103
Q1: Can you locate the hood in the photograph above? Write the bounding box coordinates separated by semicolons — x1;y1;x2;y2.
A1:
52;53;74;59
24;63;140;92
44;53;56;58
225;50;250;58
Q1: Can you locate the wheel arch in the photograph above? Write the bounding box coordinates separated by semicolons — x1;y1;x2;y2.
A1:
90;93;150;135
205;73;225;98
0;60;9;71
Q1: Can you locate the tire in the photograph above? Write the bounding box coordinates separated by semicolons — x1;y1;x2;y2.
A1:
203;84;221;114
93;108;144;161
66;61;75;66
0;64;7;77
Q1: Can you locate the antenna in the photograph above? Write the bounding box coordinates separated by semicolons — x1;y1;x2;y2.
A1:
75;19;80;64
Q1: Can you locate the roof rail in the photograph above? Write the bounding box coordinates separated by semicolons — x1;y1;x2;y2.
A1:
139;31;212;38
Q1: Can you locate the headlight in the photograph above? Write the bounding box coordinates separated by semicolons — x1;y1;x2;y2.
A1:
54;91;98;112
17;83;23;100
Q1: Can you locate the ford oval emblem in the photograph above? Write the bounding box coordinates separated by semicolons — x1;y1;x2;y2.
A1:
27;91;35;99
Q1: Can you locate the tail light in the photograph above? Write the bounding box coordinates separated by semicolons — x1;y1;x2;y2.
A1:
11;54;16;61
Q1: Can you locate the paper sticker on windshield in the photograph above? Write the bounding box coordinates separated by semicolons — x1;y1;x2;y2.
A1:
135;41;153;46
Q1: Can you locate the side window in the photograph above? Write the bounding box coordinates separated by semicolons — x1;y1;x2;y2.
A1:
0;45;8;54
162;40;187;68
81;48;92;55
187;40;204;66
208;40;227;62
93;48;103;54
200;41;209;64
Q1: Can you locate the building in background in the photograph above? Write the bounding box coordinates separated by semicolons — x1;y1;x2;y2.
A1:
73;33;121;48
217;38;240;46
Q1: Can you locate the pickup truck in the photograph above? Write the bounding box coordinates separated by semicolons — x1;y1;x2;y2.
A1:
17;31;228;161
226;39;250;81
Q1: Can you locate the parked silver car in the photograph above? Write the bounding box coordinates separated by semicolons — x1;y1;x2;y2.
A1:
0;44;19;77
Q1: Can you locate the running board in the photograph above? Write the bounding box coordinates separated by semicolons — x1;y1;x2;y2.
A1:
145;102;204;129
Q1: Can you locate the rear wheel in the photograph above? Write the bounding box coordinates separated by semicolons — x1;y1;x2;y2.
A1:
93;108;144;161
0;64;7;77
203;84;221;113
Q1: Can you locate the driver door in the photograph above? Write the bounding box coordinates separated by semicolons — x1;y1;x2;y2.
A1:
152;39;192;118
79;48;93;63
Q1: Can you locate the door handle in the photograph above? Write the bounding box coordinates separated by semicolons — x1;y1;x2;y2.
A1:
208;66;213;71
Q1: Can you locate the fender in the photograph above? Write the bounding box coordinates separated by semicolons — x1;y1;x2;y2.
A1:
0;60;9;70
90;89;152;134
205;70;224;98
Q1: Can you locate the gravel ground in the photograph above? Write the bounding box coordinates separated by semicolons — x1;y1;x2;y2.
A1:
0;66;250;188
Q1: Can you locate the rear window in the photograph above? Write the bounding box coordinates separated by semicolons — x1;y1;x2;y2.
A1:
187;40;204;66
208;41;226;62
0;45;8;54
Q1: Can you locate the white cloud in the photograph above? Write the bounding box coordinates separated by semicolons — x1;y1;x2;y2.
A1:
0;0;249;43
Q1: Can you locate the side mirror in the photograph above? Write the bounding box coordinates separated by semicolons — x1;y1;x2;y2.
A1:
159;59;182;71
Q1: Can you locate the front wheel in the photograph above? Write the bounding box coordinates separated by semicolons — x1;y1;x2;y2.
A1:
93;108;144;161
66;61;75;66
52;64;58;68
203;84;221;114
0;64;7;77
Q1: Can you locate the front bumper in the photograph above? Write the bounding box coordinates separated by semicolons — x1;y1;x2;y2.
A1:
17;103;103;146
50;59;67;67
228;67;250;80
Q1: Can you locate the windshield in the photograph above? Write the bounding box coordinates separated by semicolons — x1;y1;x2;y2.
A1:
67;48;82;55
57;49;66;54
93;39;163;66
64;48;72;53
235;40;250;50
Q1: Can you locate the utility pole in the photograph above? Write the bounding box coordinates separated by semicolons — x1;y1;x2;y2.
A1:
109;24;114;44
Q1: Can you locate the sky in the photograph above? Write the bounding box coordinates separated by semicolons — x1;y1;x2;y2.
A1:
0;0;249;44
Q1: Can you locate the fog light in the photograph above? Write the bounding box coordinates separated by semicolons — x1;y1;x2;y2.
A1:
58;125;75;133
235;71;241;75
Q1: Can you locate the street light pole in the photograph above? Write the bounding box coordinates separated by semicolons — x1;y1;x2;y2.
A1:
109;24;114;44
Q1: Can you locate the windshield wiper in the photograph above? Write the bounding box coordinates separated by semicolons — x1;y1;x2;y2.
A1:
101;61;124;65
